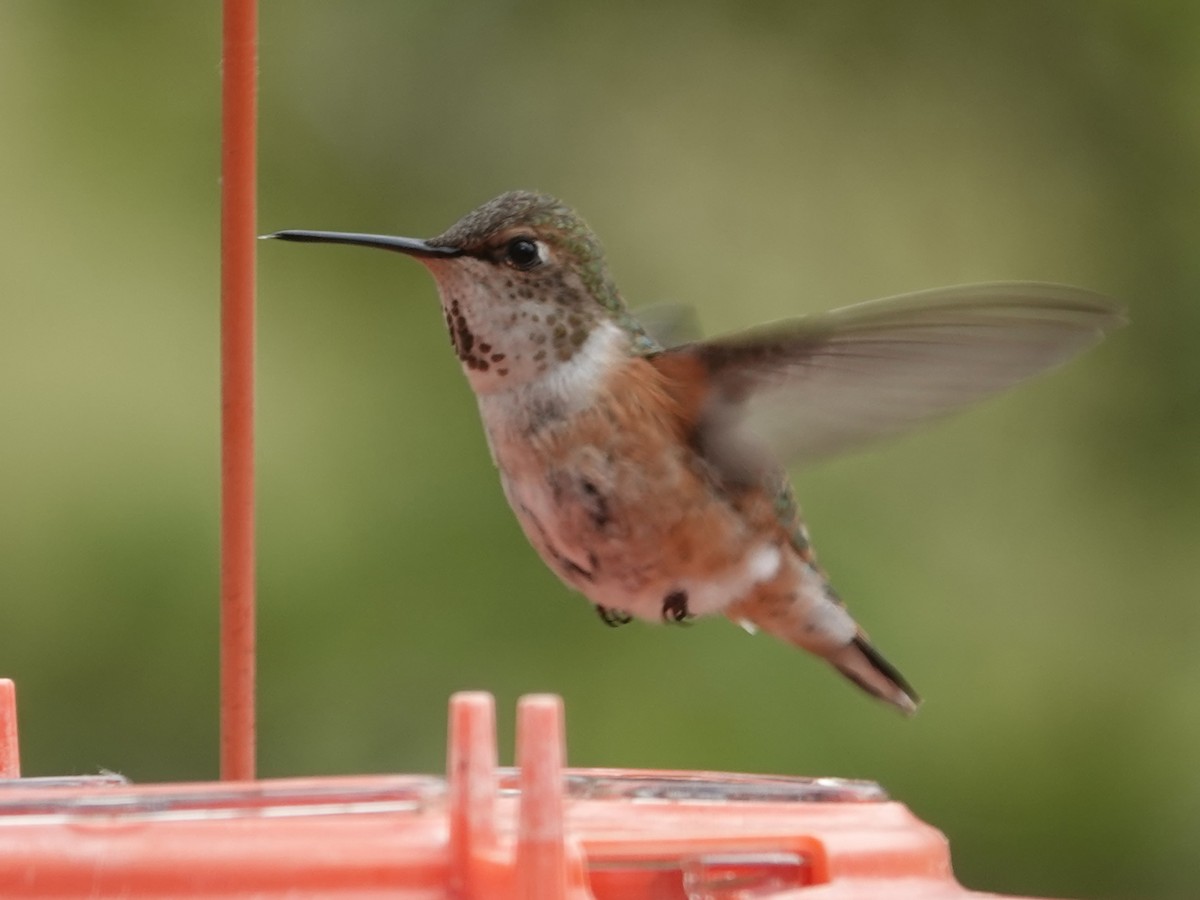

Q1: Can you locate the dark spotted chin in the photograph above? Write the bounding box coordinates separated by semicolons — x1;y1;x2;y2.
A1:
443;300;511;377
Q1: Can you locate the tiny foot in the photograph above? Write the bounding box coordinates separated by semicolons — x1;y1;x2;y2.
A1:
595;604;633;627
661;590;692;624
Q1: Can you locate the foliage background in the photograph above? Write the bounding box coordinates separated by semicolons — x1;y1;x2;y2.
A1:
2;2;1197;897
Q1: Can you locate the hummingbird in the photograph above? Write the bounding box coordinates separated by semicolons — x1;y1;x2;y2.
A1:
265;191;1124;714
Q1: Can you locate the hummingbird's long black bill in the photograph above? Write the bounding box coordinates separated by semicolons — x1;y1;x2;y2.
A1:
261;230;462;258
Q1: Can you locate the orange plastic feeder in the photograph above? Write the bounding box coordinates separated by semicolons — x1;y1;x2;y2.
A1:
0;688;1046;898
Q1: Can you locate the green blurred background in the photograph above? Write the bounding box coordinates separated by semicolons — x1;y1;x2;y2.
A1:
2;2;1197;897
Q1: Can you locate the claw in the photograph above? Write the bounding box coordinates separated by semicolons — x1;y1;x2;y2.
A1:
595;604;633;627
661;590;692;624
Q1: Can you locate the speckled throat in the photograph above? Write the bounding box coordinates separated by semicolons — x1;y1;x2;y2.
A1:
420;244;614;394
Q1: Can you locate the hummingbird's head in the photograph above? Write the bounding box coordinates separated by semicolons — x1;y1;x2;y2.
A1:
269;191;640;394
419;191;633;389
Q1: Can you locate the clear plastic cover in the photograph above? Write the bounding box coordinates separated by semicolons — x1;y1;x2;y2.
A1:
556;769;886;804
0;775;444;823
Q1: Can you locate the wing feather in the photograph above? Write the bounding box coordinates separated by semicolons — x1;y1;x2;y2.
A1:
655;282;1124;479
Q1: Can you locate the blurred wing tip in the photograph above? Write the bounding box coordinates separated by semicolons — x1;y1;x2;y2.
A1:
943;280;1126;323
846;280;1128;339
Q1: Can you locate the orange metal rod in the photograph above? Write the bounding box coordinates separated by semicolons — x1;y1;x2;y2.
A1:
0;679;18;778
220;0;258;781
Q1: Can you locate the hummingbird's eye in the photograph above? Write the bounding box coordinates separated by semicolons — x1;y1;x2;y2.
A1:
504;237;543;270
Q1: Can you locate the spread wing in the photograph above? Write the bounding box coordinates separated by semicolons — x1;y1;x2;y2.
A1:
654;282;1125;481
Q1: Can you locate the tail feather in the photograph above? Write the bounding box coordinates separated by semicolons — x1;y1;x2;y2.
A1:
829;634;920;715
